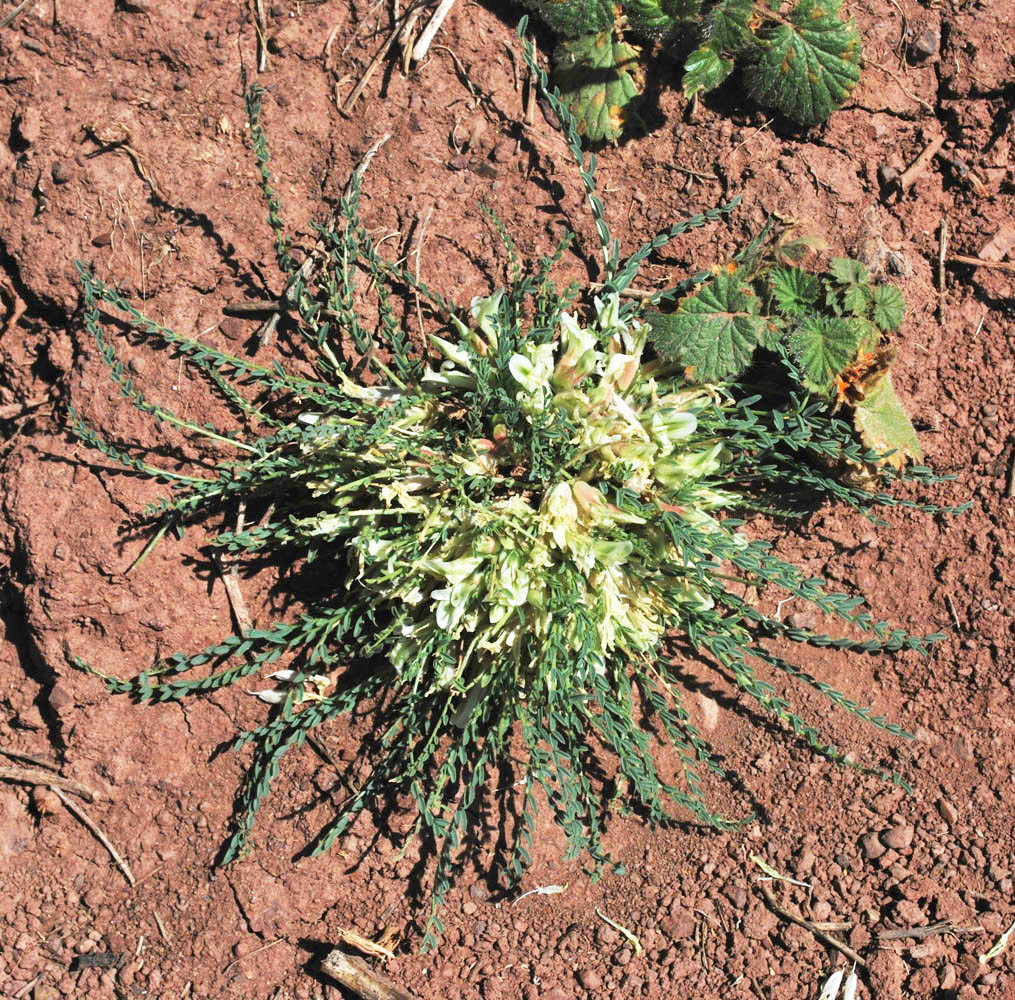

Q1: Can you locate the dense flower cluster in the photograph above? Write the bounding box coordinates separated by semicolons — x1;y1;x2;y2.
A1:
289;292;739;704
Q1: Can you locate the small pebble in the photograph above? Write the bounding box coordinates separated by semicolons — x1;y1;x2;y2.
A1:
880;823;914;851
936;797;959;824
862;832;887;860
909;27;939;59
51;160;74;184
269;20;301;53
577;968;602;990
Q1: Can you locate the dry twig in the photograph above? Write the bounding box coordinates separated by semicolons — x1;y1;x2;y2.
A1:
411;0;456;63
343;4;428;113
0;0;32;29
898;134;946;192
50;785;136;886
937;218;948;320
0;747;60;770
336;926;396;961
0;765;97;801
947;254;1015;274
322;950;418;1000
877;919;982;942
222;936;283;973
252;0;270;72
758;883;866;968
153;910;172;943
83;123;165;201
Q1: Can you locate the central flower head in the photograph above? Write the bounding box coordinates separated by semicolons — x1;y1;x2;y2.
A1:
302;291;734;694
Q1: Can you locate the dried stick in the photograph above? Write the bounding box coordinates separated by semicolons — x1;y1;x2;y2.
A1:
51;785;136;886
222;937;283;973
215;502;254;636
899;134;946;192
0;746;60;770
758;883;866;968
252;0;270;72
412;204;434;336
0;396;49;420
947;254;1015;274
343;4;429;113
0;765;97;801
877;920;982;942
937;218;948;320
215;556;253;635
322;950;418;1000
153;910;171;942
336;926;396;960
0;0;32;29
411;0;456;62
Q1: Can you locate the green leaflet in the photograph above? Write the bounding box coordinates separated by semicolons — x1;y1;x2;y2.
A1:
769;266;820;317
871;284;905;332
852;372;923;470
554;31;644;142
682;43;736;98
648;269;770;382
520;0;863;132
747;0;862;125
626;0;701;36
519;0;617;38
788;314;864;394
706;0;755;50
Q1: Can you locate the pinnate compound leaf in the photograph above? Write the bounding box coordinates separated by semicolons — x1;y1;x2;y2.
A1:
520;0;616;38
554;31;644;142
747;0;861;125
648;270;768;382
788;314;864;393
871;284;904;331
852;372;923;469
769;266;820;316
683;43;735;97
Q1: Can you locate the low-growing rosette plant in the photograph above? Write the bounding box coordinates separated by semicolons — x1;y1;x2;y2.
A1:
71;32;961;950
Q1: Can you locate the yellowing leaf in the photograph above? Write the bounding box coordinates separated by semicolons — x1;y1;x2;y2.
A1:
852;372;922;470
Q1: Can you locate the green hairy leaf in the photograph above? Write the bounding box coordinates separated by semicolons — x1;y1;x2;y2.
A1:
520;0;863;134
769;266;820;316
747;0;862;125
682;42;736;98
519;0;616;37
626;0;701;36
788;314;864;394
871;284;905;331
828;256;869;285
648;268;769;381
554;31;643;142
705;0;755;50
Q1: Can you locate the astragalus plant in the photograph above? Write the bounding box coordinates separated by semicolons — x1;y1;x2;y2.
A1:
72;32;958;949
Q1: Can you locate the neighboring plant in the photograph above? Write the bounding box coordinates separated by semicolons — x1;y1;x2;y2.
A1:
520;0;862;139
646;235;922;469
71;31;958;951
